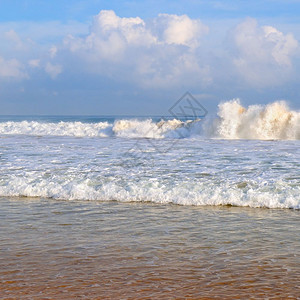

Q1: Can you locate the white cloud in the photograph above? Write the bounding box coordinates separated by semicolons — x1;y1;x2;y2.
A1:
65;10;157;62
5;29;24;49
49;46;58;58
28;59;40;68
92;10;153;45
62;12;300;89
0;11;298;94
0;56;27;79
263;25;298;66
230;18;299;86
45;62;62;79
63;10;211;87
156;13;209;48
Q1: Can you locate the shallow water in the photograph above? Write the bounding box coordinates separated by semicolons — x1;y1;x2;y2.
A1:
0;134;299;209
1;197;299;299
0;113;299;298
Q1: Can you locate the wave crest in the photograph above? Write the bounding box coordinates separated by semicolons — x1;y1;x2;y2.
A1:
113;119;184;138
213;99;300;140
0;119;191;138
0;100;299;140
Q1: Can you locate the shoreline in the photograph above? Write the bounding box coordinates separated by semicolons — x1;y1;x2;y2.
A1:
1;197;299;298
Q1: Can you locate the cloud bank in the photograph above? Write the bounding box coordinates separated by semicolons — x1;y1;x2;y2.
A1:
57;10;299;89
230;18;298;86
0;9;299;113
62;10;210;87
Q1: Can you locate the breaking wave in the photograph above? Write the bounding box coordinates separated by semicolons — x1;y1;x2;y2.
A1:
0;100;299;140
212;99;300;140
0;175;299;209
0;119;197;139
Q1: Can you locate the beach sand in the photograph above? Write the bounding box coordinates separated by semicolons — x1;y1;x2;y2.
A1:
1;197;299;299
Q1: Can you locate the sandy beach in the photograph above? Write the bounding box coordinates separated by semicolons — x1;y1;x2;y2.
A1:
1;197;299;299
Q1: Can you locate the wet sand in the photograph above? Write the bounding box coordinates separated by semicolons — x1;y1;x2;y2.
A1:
1;197;299;299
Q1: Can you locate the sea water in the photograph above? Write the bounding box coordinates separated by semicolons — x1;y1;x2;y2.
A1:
0;100;299;298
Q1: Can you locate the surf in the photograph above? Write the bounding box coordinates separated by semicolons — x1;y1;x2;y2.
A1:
0;100;299;140
210;99;300;140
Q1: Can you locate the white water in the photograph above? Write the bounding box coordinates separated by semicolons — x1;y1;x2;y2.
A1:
0;135;299;209
0;119;189;138
212;99;300;140
0;100;299;140
0;100;299;209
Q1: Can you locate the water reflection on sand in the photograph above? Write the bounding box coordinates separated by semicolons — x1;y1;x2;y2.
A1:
0;197;299;299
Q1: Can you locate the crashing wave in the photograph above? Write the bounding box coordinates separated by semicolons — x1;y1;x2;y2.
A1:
0;175;299;209
212;99;300;140
0;119;196;138
0;100;299;140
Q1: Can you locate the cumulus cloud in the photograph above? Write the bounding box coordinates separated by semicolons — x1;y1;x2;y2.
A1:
230;18;298;86
93;10;154;46
63;10;211;87
0;11;299;93
62;11;299;88
155;13;209;48
45;62;62;79
0;56;27;79
263;25;298;66
28;59;40;68
65;10;208;53
5;29;24;49
65;10;157;63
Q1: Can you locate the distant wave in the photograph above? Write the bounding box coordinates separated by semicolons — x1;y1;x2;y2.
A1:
0;100;299;140
0;119;196;138
0;120;112;137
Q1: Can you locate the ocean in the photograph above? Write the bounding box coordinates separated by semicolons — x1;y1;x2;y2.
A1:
0;100;299;298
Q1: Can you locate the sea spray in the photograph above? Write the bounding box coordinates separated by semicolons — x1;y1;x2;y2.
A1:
0;100;299;140
212;99;300;140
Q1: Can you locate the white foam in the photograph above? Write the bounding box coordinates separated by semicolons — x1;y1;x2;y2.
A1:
211;99;300;140
0;175;299;209
0;119;190;139
0;121;112;137
0;126;299;209
0;100;299;140
112;119;184;138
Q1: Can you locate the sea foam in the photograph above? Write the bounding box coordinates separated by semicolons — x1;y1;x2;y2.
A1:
0;120;299;209
212;99;300;140
0;174;299;209
0;100;299;140
0;119;188;138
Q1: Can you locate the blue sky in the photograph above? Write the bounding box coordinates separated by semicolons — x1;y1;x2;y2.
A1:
0;0;299;115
